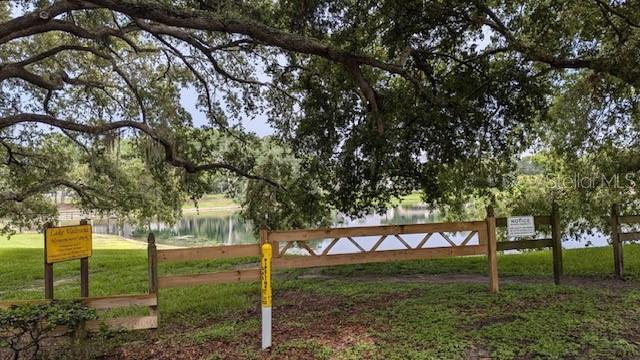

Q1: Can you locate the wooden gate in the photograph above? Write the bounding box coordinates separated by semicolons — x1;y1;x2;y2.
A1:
155;216;499;293
264;221;497;291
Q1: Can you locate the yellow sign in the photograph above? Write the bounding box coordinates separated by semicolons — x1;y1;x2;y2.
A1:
261;243;272;308
46;225;92;263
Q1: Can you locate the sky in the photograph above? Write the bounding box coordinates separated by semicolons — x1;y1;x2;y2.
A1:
179;87;275;137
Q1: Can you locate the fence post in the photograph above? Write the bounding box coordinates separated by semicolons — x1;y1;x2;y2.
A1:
485;206;499;293
44;222;54;300
551;202;563;285
611;204;623;279
261;224;278;257
80;219;89;297
148;233;159;318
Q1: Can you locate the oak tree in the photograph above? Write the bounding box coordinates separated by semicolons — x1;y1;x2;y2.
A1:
1;1;639;232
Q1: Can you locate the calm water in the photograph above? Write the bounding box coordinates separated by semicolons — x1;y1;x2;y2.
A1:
91;205;611;251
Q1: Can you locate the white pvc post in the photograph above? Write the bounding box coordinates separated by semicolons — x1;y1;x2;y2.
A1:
261;243;272;350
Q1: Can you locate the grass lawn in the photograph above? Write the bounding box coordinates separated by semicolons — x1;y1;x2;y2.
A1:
181;192;424;213
2;233;640;359
183;194;238;210
393;191;425;206
0;232;147;250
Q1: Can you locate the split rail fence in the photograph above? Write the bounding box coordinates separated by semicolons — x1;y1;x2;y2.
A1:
153;214;500;295
0;228;160;332
494;203;563;284
153;204;566;298
9;201;640;333
610;204;640;279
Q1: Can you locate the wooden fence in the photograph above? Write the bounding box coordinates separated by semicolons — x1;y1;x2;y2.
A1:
23;202;640;334
610;204;640;279
154;242;261;289
0;233;160;332
153;214;500;293
0;294;158;331
0;204;580;335
494;203;563;284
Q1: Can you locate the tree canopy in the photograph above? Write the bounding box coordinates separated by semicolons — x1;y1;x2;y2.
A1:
1;1;640;233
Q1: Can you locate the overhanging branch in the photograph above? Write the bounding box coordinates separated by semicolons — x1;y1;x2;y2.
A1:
0;114;283;188
474;1;640;85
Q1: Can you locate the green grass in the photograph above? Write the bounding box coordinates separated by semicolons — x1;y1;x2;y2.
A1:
321;244;640;279
2;236;640;359
183;194;238;210
0;232;146;250
189;318;260;343
394;191;425;206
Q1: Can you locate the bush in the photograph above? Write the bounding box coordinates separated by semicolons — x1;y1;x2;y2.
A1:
0;301;97;360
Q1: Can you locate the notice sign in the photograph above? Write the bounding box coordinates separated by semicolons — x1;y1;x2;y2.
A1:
507;216;536;238
45;225;92;263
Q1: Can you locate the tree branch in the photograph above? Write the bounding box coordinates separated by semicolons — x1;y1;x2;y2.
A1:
84;0;415;80
0;19;138;45
0;114;283;188
344;62;384;134
135;21;298;102
0;0;94;41
475;1;640;85
13;45;110;66
0;179;90;203
593;0;640;29
0;65;63;90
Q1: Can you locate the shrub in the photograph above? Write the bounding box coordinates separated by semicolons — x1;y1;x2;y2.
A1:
0;301;97;360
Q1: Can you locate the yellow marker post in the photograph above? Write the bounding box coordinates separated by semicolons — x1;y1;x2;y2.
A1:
261;243;272;350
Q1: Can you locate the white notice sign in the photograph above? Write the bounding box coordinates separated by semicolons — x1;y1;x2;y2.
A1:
507;216;535;238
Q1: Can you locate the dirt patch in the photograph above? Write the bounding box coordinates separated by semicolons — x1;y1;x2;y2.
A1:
103;275;640;359
0;277;77;296
107;289;412;360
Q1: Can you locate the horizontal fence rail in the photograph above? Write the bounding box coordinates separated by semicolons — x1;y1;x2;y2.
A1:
494;203;562;285
155;243;262;289
157;244;260;262
619;215;640;224
0;294;158;331
155;220;497;291
267;221;488;242
159;268;260;289
85;315;157;332
496;238;553;251
619;232;640;242
271;245;487;269
611;204;640;279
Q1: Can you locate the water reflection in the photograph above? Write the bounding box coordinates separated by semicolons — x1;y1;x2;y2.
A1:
92;205;610;249
93;213;255;247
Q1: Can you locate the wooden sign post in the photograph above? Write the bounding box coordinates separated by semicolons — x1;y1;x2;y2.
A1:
44;222;54;299
44;220;93;299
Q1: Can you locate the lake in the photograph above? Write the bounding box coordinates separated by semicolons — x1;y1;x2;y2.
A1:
91;204;611;251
